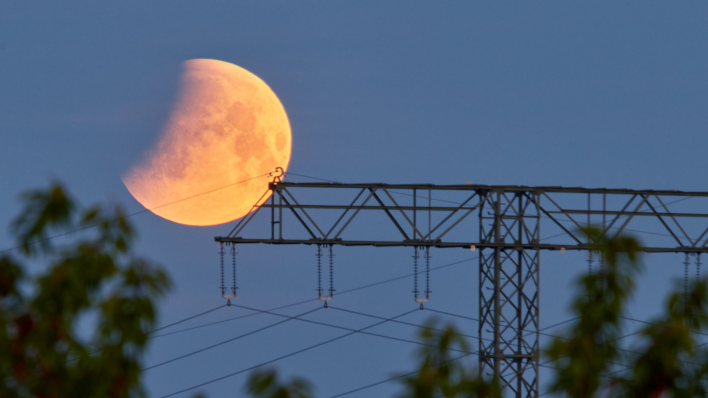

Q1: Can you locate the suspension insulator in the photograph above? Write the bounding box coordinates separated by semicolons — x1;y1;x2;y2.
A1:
425;247;431;299
316;244;323;299
412;247;419;301
697;254;702;280
221;244;237;300
414;247;429;308
599;254;606;295
317;245;334;307
684;253;690;303
221;245;237;304
219;243;225;297
329;245;335;298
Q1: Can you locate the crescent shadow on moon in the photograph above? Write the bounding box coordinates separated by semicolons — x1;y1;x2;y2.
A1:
123;59;292;226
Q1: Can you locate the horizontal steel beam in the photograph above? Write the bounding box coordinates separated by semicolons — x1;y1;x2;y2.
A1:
258;204;478;211
214;237;708;253
271;182;708;197
545;210;708;218
256;205;708;218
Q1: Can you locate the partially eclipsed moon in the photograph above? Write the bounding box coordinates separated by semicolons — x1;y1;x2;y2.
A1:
123;59;291;226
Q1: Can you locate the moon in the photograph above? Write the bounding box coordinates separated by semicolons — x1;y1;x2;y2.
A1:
122;59;291;226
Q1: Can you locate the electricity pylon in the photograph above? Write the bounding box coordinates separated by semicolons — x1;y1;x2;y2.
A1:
216;180;708;397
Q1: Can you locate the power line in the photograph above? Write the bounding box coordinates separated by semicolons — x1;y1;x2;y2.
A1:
149;257;477;341
165;303;627;398
154;300;670;397
149;311;262;339
328;353;475;398
142;306;322;372
424;308;571;338
434;307;708;389
146;253;577;345
235;304;560;398
231;304;475;349
158;308;419;398
147;246;671;395
620;315;708;339
426;307;688;361
286;172;340;183
66;303;227;363
209;304;486;398
0;172;272;254
150;304;226;334
329;306;482;340
323;306;578;398
332;357;562;398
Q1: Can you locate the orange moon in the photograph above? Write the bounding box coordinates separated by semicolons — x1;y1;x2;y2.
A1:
122;59;291;226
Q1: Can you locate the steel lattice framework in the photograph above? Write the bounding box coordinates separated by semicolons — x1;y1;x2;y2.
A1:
215;181;708;397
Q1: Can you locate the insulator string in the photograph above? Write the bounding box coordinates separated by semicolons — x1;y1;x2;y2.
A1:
600;254;605;295
219;243;225;297
329;245;335;298
697;254;702;280
316;245;323;298
413;247;419;300
684;253;690;303
231;244;237;296
587;252;594;301
425;247;430;299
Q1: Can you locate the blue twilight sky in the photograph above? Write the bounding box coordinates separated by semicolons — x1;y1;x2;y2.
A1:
2;2;708;397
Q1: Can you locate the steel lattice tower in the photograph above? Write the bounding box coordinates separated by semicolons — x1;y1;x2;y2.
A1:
216;179;708;397
479;191;540;396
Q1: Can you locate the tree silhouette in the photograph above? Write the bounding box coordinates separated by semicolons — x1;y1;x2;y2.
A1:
0;183;171;398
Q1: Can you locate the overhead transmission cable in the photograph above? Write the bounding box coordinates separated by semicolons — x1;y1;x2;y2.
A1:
328;353;475;398
231;303;480;346
324;307;580;398
0;172;273;255
150;304;226;335
150;257;477;341
149;305;483;398
142;306;322;372
151;285;673;397
159;303;633;398
67;303;227;363
428;307;707;377
150;249;674;344
157;308;419;398
317;306;690;397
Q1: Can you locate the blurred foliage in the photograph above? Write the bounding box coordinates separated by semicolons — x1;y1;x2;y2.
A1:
545;227;643;397
617;276;708;396
397;318;499;398
245;319;499;398
546;227;708;397
246;368;313;398
0;183;171;398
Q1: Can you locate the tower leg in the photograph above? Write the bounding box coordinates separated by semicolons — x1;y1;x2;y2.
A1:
479;191;540;397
